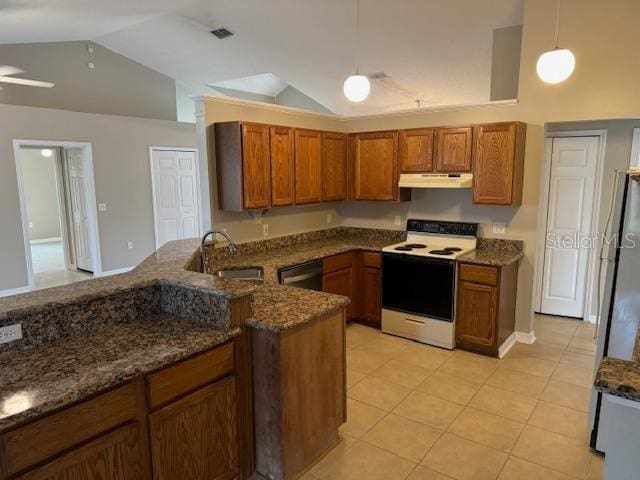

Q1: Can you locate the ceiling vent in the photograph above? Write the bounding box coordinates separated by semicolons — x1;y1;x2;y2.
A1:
367;72;388;80
211;27;234;39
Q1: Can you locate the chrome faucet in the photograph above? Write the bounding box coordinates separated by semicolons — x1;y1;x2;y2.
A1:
200;229;237;273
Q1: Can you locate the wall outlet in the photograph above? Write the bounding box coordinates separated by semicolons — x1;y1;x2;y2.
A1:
394;216;402;226
492;222;506;234
98;203;107;212
263;224;269;237
29;221;34;229
0;323;22;345
327;213;333;224
127;241;134;250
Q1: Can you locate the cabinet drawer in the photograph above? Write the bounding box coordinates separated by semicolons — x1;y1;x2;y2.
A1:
323;252;354;274
458;263;498;286
1;383;139;477
147;342;234;409
362;252;381;269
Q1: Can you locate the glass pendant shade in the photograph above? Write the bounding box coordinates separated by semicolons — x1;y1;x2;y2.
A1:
536;48;575;84
343;74;370;102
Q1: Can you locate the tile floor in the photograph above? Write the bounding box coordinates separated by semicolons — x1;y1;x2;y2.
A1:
303;314;604;480
30;241;92;290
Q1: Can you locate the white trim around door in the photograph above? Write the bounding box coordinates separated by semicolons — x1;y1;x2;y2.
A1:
149;146;202;249
533;129;607;323
13;139;103;292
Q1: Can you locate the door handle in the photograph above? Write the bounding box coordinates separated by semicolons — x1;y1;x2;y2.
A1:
405;318;426;326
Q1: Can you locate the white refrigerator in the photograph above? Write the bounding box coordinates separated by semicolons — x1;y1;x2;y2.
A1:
589;170;640;453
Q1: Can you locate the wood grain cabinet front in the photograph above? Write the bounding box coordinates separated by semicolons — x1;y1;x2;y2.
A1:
473;122;527;205
149;377;239;480
270;126;295;207
400;128;435;172
323;252;356;320
294;129;323;205
456;262;519;357
434;126;473;172
322;132;347;201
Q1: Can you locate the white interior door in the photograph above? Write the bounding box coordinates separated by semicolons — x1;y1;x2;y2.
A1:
63;148;93;272
151;149;200;247
540;136;599;317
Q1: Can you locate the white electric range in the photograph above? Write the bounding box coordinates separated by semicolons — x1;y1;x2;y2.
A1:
381;219;478;349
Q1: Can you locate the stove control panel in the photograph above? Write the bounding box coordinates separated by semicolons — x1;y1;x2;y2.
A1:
406;219;478;237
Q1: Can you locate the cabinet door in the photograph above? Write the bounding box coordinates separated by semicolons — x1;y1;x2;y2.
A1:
270;126;295;206
322;132;347;201
456;281;498;349
352;132;399;201
150;377;239;480
17;424;146;480
242;123;271;209
323;266;355;319
400;128;435;172
434;126;472;172
361;266;381;326
294;129;323;204
473;122;523;205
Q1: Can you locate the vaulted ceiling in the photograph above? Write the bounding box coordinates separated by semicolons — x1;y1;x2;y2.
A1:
0;0;524;115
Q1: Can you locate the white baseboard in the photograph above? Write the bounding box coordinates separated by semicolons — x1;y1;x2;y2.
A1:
98;266;134;277
498;332;517;358
586;314;598;324
515;330;537;344
0;285;32;298
30;237;62;245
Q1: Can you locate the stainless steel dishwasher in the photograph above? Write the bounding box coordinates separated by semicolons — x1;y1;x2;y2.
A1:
278;260;323;291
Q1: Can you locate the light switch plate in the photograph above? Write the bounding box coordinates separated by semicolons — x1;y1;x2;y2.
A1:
394;216;402;226
98;203;107;212
0;323;22;345
263;224;269;237
127;241;134;250
492;222;506;234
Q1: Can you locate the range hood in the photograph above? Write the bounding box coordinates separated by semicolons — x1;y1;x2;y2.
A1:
399;173;473;189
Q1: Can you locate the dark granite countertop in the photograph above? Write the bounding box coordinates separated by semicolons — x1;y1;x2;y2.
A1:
458;238;525;266
0;313;239;430
595;357;640;402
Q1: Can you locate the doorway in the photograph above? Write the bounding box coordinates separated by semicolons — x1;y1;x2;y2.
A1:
149;147;202;248
535;132;606;321
14;140;102;290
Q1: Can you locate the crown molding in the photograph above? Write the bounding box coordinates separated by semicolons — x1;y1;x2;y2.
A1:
192;93;519;122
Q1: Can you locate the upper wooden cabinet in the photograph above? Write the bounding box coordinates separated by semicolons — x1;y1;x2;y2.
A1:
270;126;295;207
294;129;323;205
435;126;473;172
473;122;527;205
322;132;347;201
400;128;435;172
350;131;406;201
215;121;271;211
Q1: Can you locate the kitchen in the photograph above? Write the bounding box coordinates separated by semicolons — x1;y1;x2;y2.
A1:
3;0;640;479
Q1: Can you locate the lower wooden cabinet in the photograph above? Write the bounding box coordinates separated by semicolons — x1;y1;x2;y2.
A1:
1;342;245;480
322;251;382;327
322;252;356;320
455;262;519;357
149;378;239;480
16;423;146;480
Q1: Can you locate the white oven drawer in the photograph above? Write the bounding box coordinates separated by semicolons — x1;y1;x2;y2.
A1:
381;309;455;349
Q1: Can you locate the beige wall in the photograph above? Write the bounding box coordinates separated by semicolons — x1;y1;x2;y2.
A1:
490;25;522;101
0;103;196;290
0;41;177;121
20;148;62;241
202;100;345;243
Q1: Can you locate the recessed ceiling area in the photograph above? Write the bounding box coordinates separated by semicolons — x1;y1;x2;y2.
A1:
0;0;524;116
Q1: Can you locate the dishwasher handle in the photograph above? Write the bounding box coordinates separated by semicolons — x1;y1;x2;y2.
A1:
281;270;322;284
278;261;323;284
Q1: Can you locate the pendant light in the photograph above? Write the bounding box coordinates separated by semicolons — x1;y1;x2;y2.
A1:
536;0;575;84
343;0;370;102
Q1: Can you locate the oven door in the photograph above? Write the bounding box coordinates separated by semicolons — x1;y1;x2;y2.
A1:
382;252;456;321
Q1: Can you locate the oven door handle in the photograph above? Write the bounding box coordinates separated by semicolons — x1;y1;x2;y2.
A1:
404;317;426;326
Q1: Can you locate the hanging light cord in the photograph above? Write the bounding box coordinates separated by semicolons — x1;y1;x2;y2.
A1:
355;0;360;74
554;0;561;48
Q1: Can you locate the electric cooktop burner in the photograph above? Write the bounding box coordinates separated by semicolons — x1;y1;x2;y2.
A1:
394;246;413;251
405;243;427;248
429;249;454;255
444;247;462;252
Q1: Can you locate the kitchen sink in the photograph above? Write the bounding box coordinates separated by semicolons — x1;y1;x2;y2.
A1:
214;266;264;284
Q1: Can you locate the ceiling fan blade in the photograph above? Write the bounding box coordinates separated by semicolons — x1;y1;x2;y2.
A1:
0;77;54;88
0;65;24;77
